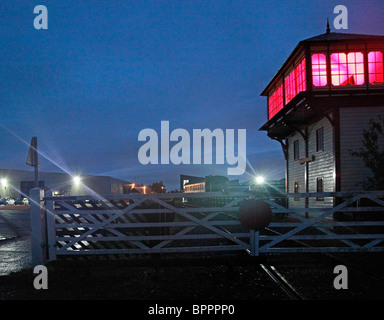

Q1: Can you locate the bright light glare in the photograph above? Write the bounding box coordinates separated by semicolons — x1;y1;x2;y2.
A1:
1;178;7;187
73;176;81;184
255;176;265;185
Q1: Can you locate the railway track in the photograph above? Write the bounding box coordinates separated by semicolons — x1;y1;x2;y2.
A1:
259;263;305;300
146;200;382;299
181;201;306;300
263;224;384;288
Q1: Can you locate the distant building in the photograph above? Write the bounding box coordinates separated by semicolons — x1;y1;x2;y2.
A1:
184;181;206;193
180;174;250;193
0;169;128;198
181;175;230;193
123;183;148;194
180;174;205;191
260;30;384;208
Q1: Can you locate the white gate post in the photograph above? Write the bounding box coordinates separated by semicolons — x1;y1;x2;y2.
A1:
45;190;57;261
30;188;47;267
250;229;260;256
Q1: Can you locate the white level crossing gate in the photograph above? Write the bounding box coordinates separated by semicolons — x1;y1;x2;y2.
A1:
29;189;384;266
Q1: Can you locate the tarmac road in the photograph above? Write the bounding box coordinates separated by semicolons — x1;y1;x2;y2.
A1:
0;210;31;276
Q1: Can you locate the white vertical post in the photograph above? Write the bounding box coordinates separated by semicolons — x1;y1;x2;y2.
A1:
30;188;47;267
45;190;57;261
255;231;259;256
249;230;259;257
250;229;260;256
250;229;255;256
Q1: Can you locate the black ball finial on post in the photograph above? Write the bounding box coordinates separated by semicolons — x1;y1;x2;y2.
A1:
238;199;272;256
238;199;272;231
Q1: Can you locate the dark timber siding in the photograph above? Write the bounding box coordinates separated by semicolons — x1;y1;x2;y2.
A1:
339;106;384;191
287;115;335;208
287;131;305;209
307;116;334;208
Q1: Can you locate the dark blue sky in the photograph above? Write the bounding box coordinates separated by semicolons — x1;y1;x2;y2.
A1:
1;0;384;190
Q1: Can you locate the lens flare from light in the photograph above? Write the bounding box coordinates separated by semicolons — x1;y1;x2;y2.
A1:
73;176;81;184
255;176;265;185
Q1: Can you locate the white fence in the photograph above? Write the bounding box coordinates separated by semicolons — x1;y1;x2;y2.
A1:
29;189;384;266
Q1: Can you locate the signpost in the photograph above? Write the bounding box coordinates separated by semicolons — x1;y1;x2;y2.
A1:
27;136;47;266
26;136;40;187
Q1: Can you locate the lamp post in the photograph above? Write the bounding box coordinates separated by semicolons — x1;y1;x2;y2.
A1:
1;178;7;198
255;176;265;185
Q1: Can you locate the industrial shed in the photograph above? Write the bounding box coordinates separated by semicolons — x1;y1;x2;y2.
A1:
0;168;128;199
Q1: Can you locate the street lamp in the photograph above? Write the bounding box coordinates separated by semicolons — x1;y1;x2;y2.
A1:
1;178;7;198
255;176;265;185
1;178;7;187
73;176;81;185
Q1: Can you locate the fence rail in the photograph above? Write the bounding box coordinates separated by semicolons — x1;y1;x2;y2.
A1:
28;189;384;266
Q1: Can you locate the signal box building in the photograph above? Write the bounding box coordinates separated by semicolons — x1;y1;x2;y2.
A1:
260;29;384;208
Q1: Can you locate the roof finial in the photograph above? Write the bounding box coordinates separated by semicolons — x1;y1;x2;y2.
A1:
326;18;331;34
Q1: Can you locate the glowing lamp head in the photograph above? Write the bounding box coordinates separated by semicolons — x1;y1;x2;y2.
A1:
255;176;265;185
73;176;81;185
1;178;7;187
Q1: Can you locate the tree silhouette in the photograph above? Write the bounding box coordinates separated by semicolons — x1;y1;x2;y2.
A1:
149;181;166;193
350;116;384;190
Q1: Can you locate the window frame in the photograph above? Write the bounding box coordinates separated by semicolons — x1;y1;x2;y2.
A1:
311;53;328;87
294;181;300;201
284;58;306;104
268;83;284;120
330;51;365;87
316;127;324;152
316;177;324;201
368;50;384;86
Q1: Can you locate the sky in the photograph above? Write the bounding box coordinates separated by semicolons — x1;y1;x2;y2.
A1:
1;0;384;190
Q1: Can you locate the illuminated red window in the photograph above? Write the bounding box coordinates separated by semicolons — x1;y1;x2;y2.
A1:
268;83;283;119
331;52;365;86
284;58;306;104
368;51;384;85
296;58;306;95
312;53;327;86
285;70;295;103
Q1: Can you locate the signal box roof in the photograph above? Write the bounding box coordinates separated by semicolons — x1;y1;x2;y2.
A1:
260;32;384;96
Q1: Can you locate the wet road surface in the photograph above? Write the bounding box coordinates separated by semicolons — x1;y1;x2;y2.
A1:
0;210;31;276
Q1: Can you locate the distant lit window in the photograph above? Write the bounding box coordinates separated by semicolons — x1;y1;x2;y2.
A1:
268;83;283;119
368;51;384;85
285;58;306;104
294;181;300;201
316;127;324;152
312;53;327;86
331;52;365;86
293;140;300;160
